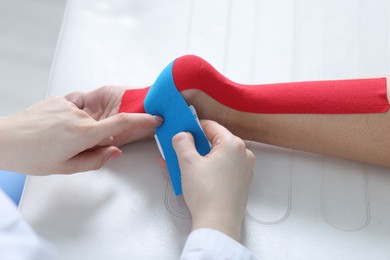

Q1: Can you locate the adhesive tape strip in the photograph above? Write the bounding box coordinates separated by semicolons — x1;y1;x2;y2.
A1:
120;55;389;115
144;61;211;196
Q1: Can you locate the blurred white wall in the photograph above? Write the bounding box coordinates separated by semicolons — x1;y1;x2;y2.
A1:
0;0;66;116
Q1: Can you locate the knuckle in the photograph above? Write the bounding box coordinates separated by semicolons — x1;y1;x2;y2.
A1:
99;85;110;91
75;123;93;136
173;132;187;143
230;136;246;151
115;113;129;124
99;85;115;94
173;132;193;149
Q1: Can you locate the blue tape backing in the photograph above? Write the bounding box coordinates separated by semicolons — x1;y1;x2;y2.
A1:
144;60;211;195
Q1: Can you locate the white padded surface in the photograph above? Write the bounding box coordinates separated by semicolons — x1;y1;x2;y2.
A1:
20;0;390;259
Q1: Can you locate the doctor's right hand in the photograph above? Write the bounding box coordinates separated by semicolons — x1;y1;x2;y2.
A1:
0;96;161;175
172;120;254;242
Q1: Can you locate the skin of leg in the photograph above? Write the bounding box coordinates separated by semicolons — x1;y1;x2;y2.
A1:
182;88;390;168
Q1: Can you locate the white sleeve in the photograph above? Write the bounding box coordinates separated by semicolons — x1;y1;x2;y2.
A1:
0;190;57;260
180;228;258;260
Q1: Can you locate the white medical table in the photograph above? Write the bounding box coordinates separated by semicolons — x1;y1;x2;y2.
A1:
20;0;390;259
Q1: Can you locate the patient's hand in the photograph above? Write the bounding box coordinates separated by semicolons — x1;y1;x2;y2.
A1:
172;120;254;242
66;86;160;146
0;95;162;175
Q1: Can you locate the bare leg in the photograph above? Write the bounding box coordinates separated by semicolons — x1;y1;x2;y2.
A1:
182;88;390;168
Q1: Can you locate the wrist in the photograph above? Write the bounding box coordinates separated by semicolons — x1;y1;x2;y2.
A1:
182;89;236;128
191;211;243;242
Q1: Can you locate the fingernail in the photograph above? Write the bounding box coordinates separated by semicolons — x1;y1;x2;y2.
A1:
153;115;164;123
109;151;121;161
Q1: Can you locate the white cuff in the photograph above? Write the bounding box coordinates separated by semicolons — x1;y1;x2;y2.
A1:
180;228;257;260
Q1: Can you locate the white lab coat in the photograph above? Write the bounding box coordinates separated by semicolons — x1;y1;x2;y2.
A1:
0;191;56;260
0;190;256;260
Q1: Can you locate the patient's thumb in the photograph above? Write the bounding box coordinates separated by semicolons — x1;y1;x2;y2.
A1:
172;132;199;166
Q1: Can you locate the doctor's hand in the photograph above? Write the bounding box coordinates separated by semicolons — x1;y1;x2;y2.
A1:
66;86;155;146
0;96;162;175
172;120;254;242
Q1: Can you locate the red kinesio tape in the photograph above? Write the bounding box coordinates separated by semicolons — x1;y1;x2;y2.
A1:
119;55;389;114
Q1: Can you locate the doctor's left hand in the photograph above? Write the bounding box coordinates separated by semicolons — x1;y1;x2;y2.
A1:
0;96;162;175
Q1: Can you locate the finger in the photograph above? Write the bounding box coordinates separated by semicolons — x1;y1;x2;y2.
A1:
92;113;163;142
65;91;85;109
157;156;167;169
172;132;201;167
200;120;233;146
96;136;114;147
246;149;255;162
156;156;169;178
64;146;121;173
163;168;169;178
